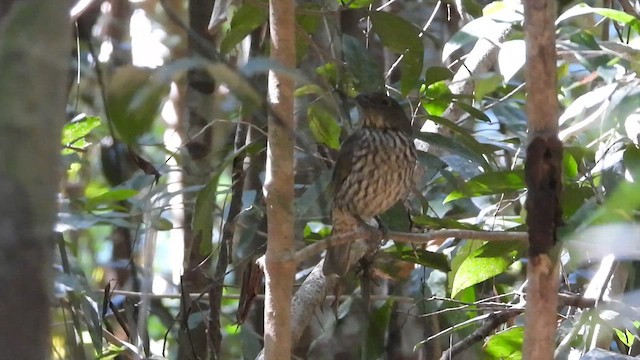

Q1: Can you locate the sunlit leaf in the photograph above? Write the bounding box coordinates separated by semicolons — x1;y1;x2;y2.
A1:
307;103;341;149
61;114;101;147
484;326;524;360
451;241;518;297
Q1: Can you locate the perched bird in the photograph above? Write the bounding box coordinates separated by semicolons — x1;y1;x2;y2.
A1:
322;92;418;276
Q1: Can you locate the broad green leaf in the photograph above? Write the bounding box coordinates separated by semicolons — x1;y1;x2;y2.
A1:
424;66;454;88
421;81;452;116
425;114;493;156
107;66;166;144
472;72;504;102
449;240;483;295
61;115;101;147
412;214;480;230
484;326;524;360
389;248;450;272
456;101;491;122
416;132;492;170
85;189;138;210
343;34;384;92
379;202;411;232
444;170;524;203
151;217;174;231
563;151;579;179
561;185;595;219
307;104;341;149
220;3;268;54
624;144;640;182
451;241;517;297
370;11;423;94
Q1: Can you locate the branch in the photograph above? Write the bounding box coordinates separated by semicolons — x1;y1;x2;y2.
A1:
294;227;528;264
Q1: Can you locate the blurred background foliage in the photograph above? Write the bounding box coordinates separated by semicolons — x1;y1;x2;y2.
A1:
56;0;640;359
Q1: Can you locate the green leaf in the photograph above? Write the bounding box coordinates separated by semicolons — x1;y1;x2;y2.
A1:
451;241;517;297
294;84;324;97
424;66;454;88
389;248;450;272
424;114;493;156
307;104;342;149
296;7;321;63
370;11;423;94
471;72;504;102
220;3;268;54
343;34;384;92
85;189;138;210
339;0;374;8
624;144;640;182
415;132;492;170
412;214;480;230
107;66;166;144
61;115;101;146
455;101;491;122
316;62;339;88
444;170;524;203
192;172;222;255
561;184;595;219
484;326;524;360
421;81;452;116
366;301;392;358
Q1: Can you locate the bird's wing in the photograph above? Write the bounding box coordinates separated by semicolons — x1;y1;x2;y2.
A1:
331;131;361;195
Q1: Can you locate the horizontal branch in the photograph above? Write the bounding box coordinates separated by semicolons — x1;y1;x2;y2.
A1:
295;227;528;264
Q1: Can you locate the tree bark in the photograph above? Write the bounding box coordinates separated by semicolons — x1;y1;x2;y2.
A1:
522;0;562;358
263;0;296;359
0;1;70;358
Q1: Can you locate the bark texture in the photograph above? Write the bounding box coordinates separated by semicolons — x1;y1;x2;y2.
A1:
0;1;70;358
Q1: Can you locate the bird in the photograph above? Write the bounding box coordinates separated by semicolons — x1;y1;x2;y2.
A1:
322;92;418;276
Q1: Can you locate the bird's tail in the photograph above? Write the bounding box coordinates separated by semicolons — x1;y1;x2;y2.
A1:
322;242;351;276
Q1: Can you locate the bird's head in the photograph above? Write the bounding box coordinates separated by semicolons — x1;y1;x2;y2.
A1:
355;92;413;134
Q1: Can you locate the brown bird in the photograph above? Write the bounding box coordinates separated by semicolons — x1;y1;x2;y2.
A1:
322;92;418;276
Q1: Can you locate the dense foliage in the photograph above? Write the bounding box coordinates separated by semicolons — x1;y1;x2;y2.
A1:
54;0;640;359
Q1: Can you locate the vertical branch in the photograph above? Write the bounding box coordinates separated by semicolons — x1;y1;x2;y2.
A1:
523;0;562;358
263;0;296;359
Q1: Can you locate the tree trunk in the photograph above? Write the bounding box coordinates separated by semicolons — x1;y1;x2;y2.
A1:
262;0;296;359
523;0;562;358
0;1;70;358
